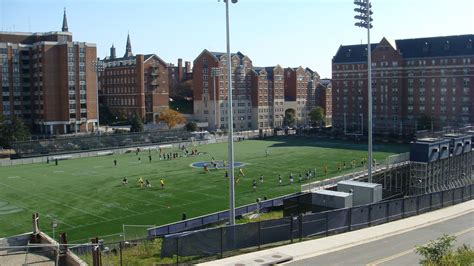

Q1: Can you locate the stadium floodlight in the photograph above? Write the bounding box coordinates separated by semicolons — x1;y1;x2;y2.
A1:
219;0;238;225
354;0;374;183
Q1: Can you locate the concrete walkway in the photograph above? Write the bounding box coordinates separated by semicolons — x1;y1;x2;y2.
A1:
199;200;473;266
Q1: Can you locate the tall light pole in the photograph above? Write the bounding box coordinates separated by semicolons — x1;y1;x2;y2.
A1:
92;59;105;135
354;0;373;183
221;0;238;225
211;67;220;131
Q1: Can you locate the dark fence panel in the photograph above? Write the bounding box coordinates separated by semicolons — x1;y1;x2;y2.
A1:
387;199;403;222
218;211;229;220
222;223;259;252
327;209;350;234
370;202;388;226
156;186;472;261
462;186;471;201
350;205;370;230
453;187;463;204
418;194;431;214
202;214;219;225
290;216;301;241
430;192;442;210
442;190;453;207
148;193;297;238
185;218;203;228
247;204;258;213
301;213;326;238
161;227;222;258
168;222;187;234
260;200;273;209
235;207;247;217
403;197;417;217
260;218;291;245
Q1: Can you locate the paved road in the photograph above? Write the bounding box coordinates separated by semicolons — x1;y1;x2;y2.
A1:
288;211;474;266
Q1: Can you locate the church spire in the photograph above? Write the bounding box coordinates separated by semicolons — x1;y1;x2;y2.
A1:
110;44;116;59
62;8;69;32
124;32;133;57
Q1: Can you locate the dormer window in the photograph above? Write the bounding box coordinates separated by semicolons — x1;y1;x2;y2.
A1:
346;49;351;57
443;41;450;51
467;39;472;49
363;47;368;56
422;41;429;53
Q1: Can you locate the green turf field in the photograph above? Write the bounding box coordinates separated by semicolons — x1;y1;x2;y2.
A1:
0;137;408;243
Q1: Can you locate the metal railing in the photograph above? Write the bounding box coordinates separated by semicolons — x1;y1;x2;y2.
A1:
158;184;473;261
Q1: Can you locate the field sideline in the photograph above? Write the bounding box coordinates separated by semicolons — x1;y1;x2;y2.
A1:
0;137;408;243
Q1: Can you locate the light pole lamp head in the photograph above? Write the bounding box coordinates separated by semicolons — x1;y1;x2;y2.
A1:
219;0;238;3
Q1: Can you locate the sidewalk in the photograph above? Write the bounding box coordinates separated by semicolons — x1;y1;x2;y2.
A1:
199;200;473;266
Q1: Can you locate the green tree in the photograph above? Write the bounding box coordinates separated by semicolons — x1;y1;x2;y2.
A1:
157;108;187;129
129;115;144;132
185;122;197;132
416;234;456;264
0;115;31;148
414;234;474;265
99;105;115;125
283;109;296;127
176;79;193;99
309;106;325;127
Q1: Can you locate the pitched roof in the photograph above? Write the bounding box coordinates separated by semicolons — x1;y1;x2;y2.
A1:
395;34;474;59
209;51;245;60
102;53;167;67
333;34;474;63
332;43;377;63
252;66;275;79
320;78;332;87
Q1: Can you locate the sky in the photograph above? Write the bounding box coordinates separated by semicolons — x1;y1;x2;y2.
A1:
1;0;473;78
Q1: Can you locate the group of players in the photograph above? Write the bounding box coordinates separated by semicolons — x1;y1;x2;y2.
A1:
201;151;373;192
115;146;373;192
121;176;165;189
115;146;202;190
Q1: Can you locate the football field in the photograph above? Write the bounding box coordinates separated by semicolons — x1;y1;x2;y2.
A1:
0;137;408;243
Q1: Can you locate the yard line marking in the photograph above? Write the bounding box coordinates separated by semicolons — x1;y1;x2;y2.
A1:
17;177;142;215
0;181;109;222
0;196;75;228
366;227;474;266
63;197;219;238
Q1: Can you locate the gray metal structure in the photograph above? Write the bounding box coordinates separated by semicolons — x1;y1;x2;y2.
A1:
312;190;353;209
337;180;382;206
408;135;473;195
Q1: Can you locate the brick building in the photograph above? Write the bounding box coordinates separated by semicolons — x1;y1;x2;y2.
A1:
332;35;474;137
193;49;322;131
168;58;192;99
99;34;169;123
317;78;332;126
0;10;98;134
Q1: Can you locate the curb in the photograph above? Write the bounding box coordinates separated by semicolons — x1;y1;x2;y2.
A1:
287;205;473;263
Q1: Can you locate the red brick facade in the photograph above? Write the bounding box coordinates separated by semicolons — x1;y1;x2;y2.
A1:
193;49;325;130
99;52;169;123
0;30;98;134
332;35;474;136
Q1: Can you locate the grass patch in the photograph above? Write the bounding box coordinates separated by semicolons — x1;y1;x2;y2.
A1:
0;137;407;242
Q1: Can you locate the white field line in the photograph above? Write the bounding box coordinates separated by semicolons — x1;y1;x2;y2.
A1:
0;196;75;228
0;181;108;221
